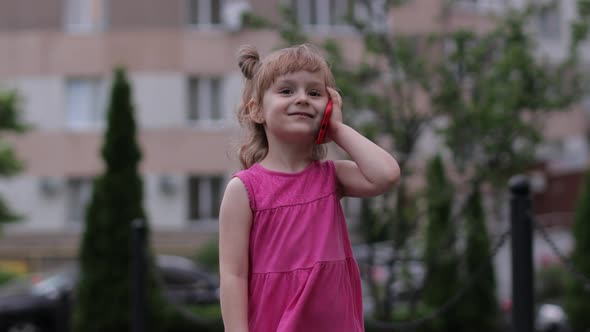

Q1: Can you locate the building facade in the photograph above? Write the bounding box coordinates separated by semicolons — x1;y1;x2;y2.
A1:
0;0;587;271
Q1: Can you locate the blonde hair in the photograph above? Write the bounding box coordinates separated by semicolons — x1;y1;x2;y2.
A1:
236;44;336;169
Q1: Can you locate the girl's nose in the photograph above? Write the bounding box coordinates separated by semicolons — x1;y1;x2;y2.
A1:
294;92;309;105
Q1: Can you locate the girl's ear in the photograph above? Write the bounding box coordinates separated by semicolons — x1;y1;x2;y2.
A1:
247;99;264;124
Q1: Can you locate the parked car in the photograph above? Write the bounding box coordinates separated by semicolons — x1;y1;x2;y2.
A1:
536;303;569;332
0;255;219;332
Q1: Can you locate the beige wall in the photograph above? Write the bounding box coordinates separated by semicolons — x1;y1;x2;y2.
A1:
0;0;62;31
7;128;242;176
109;0;185;29
0;173;227;232
1;77;64;129
0;176;67;231
0;29;286;77
0;71;246;176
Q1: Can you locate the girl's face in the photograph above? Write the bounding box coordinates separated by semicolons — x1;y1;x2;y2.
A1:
258;70;329;144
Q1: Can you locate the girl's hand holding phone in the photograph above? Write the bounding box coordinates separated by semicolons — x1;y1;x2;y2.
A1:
316;87;343;145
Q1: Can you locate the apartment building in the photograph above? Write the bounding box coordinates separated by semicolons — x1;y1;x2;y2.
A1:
0;0;369;263
0;0;587;270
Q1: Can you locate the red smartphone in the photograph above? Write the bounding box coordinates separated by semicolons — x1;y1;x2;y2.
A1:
315;98;333;145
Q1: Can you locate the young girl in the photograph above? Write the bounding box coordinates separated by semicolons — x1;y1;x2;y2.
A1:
219;44;400;332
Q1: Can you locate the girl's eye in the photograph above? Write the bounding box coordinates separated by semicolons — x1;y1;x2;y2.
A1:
309;90;321;97
279;88;292;94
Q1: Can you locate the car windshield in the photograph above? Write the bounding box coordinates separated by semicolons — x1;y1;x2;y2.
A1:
32;269;76;296
0;265;76;296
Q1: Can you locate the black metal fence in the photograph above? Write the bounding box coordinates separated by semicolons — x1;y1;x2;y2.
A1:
360;175;590;331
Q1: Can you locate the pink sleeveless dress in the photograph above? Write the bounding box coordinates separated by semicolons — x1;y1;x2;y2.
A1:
234;160;364;332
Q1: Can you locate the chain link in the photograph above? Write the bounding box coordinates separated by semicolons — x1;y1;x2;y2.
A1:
368;225;512;330
533;218;590;292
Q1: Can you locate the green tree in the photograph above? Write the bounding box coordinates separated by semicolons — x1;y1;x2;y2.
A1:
242;0;589;326
421;155;460;331
430;3;587;330
72;68;166;332
432;7;586;189
564;2;590;329
357;196;393;320
565;167;590;332
351;2;588;324
0;90;27;227
457;184;498;332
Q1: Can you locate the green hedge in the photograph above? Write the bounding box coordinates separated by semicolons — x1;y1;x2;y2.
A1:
0;270;19;286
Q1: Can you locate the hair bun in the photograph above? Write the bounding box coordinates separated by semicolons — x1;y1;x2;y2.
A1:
237;45;261;80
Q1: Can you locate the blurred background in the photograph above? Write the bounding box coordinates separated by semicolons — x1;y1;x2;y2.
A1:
0;0;588;331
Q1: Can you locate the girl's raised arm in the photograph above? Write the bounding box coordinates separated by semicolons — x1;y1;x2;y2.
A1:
219;177;252;332
327;88;400;198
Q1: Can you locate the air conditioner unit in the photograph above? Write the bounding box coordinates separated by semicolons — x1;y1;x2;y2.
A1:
159;175;178;195
222;1;251;31
39;177;62;197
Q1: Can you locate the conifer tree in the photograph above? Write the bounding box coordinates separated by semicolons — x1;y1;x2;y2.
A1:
457;184;498;332
72;68;165;332
421;155;460;331
565;167;590;332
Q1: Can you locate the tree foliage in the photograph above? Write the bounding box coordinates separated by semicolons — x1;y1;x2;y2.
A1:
565;167;590;332
564;1;590;330
421;155;460;331
72;68;166;332
432;7;586;187
0;90;27;225
457;184;498;332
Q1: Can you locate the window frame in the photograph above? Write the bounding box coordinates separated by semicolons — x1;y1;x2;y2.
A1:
186;0;224;29
187;76;225;125
187;175;225;222
65;177;94;224
64;0;108;33
453;0;500;11
64;77;107;130
290;0;357;32
536;4;562;40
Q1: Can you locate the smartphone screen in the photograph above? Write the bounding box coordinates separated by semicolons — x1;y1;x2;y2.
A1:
315;99;333;145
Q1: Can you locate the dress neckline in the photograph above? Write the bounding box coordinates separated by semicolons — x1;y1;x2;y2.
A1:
252;160;319;177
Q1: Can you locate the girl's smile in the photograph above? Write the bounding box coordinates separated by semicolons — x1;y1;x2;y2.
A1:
258;70;329;142
287;111;314;118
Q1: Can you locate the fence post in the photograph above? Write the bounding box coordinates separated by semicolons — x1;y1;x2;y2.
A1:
131;219;147;332
509;175;534;332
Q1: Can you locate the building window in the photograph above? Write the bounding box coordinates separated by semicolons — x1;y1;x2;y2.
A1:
291;0;353;28
65;78;106;129
188;176;224;221
537;5;561;39
454;0;479;10
188;77;223;122
188;0;223;26
453;0;504;13
66;177;93;223
64;0;107;32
